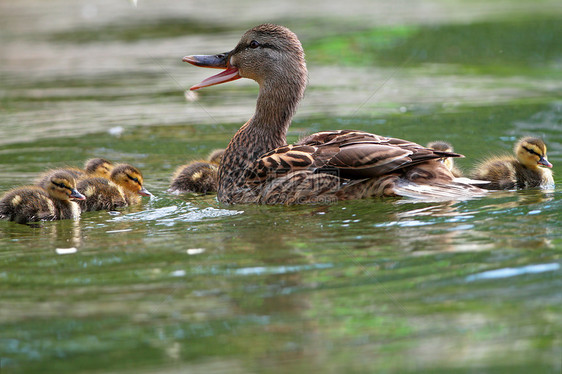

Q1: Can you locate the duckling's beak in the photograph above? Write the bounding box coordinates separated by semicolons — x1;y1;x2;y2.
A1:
183;52;241;90
538;156;553;168
138;186;152;197
70;189;86;201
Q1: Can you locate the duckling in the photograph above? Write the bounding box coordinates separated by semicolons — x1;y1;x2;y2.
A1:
168;161;219;194
207;149;225;165
168;149;225;194
471;137;554;190
83;158;114;178
109;164;151;205
76;177;127;212
35;158;114;186
1;171;85;224
426;141;463;177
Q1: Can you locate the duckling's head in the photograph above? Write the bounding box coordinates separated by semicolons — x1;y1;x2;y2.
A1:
184;24;307;91
514;137;553;169
207;149;225;165
110;164;151;196
45;171;86;201
84;158;113;178
427;141;455;172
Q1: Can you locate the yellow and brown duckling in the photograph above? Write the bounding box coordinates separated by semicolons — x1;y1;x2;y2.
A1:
183;24;485;203
169;161;219;194
426;141;463;177
35;158;114;186
168;149;225;194
76;163;150;212
470;137;554;190
83;158;114;178
109;164;151;205
1;171;85;224
207;149;225;165
76;177;127;212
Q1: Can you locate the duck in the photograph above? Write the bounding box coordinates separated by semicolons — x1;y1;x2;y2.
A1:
183;24;486;204
168;149;225;194
0;171;86;224
470;137;554;190
426;141;463;177
109;164;152;205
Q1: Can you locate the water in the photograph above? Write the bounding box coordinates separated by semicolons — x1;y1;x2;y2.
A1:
1;1;561;373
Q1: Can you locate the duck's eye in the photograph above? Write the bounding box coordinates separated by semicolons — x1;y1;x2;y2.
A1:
249;40;260;49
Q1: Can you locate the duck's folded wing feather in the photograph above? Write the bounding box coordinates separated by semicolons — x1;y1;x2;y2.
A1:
248;130;464;183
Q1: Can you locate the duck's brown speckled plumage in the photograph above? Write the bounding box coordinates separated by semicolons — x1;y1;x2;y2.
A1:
471;137;554;190
1;171;85;223
185;24;486;204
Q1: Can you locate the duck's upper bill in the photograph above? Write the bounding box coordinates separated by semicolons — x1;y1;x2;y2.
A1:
183;54;241;90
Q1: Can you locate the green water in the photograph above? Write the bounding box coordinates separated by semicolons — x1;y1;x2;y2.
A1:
1;1;562;373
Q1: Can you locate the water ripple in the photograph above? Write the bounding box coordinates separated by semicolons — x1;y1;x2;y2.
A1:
466;263;560;282
111;205;243;226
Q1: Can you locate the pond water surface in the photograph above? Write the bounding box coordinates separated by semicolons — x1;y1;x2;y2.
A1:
1;1;561;373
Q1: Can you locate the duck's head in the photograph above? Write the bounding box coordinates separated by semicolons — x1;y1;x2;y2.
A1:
184;24;307;90
514;137;553;169
45;171;86;201
110;164;152;196
427;141;455;172
84;158;113;178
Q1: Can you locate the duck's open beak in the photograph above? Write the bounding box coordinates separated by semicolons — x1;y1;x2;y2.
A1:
183;52;241;90
538;156;553;168
70;189;86;201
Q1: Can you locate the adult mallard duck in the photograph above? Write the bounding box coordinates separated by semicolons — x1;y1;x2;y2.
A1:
1;171;85;223
426;141;463;178
470;137;554;190
183;24;485;204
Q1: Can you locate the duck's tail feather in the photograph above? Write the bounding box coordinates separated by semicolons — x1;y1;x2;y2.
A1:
393;180;487;202
453;177;491;185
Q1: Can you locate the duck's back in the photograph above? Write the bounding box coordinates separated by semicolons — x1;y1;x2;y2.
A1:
0;186;56;223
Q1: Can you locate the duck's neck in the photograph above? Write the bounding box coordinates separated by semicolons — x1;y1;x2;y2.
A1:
218;74;306;202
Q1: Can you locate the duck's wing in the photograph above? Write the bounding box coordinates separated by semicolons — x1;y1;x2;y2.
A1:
248;130;463;183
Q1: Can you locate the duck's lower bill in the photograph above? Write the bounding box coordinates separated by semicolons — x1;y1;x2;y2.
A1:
183;53;241;90
189;67;240;90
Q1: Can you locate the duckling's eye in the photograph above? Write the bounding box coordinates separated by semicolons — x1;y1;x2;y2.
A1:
522;146;541;157
52;181;69;190
249;40;260;49
127;174;140;184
